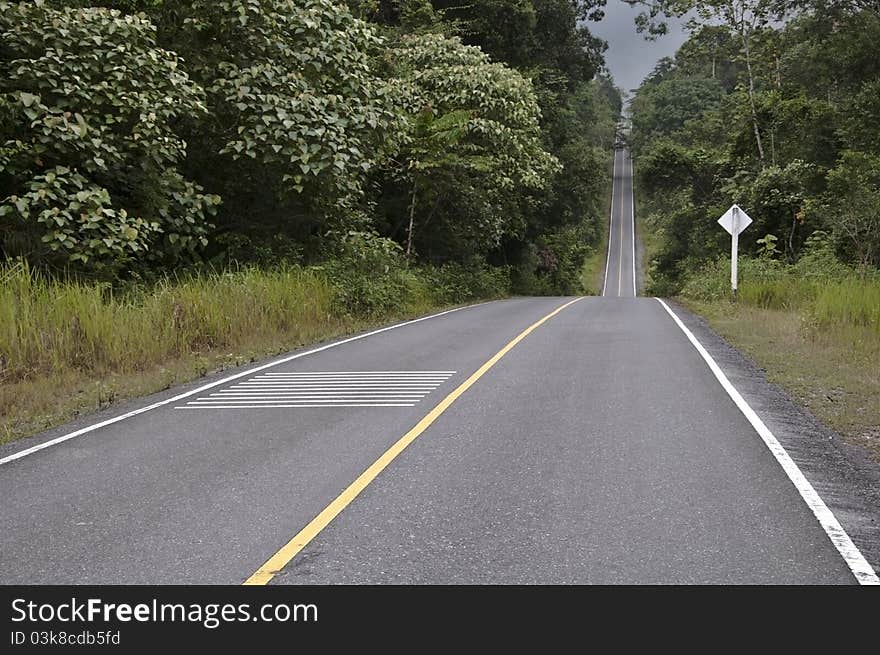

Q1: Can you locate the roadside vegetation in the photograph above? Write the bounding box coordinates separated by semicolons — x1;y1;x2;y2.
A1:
0;258;510;443
0;1;620;442
580;153;615;295
628;1;880;459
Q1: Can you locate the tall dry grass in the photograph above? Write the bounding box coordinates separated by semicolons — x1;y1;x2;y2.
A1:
0;261;336;383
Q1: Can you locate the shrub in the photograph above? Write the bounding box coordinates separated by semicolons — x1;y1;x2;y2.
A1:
425;260;511;303
319;229;413;316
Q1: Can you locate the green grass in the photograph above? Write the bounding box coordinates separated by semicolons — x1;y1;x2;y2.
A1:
0;260;507;445
680;256;880;335
813;277;880;334
0;262;338;382
684;300;880;462
633;184;665;295
677;257;880;462
580;151;615;295
579;242;607;296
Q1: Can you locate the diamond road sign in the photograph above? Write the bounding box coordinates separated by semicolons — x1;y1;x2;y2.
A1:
717;204;752;236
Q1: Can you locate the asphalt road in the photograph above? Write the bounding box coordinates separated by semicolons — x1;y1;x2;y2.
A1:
603;148;636;298
0;149;875;585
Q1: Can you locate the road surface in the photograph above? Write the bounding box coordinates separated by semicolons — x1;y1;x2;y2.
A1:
603;148;636;298
0;149;876;584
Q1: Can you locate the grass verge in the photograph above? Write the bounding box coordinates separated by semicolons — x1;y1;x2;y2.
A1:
683;300;880;463
633;181;664;294
580;150;615;295
580;236;607;295
678;258;880;463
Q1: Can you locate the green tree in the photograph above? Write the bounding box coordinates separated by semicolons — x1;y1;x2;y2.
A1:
630;76;724;150
384;33;559;260
0;1;218;274
819;152;880;268
675;25;742;92
158;0;402;250
627;0;782;164
739;159;816;258
432;0;538;69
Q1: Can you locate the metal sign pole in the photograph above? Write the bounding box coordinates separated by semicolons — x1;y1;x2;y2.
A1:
717;203;751;304
731;205;739;303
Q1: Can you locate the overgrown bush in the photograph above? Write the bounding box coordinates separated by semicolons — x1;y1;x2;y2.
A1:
319;229;511;316
424;260;511;303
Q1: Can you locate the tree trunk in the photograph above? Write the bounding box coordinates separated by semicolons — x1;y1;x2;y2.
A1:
741;32;766;165
770;128;776;167
406;178;417;259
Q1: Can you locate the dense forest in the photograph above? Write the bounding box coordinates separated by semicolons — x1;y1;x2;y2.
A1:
628;0;880;298
0;0;621;439
0;0;621;303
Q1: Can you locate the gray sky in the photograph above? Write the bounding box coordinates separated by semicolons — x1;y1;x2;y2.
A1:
587;1;691;98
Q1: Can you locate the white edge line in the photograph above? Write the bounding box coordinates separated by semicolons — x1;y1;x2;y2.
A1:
655;297;879;585
0;302;491;466
602;149;617;297
629;151;637;297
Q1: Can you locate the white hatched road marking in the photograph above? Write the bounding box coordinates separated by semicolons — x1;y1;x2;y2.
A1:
0;304;486;466
251;378;448;382
234;382;439;386
207;394;427;398
175;371;456;410
176;404;417;409
257;373;455;378
260;371;456;374
210;392;427;396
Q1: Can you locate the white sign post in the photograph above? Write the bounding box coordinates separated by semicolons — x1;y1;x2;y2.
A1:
717;204;752;302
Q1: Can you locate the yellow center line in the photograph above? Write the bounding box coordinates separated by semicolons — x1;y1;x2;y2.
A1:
243;296;584;585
